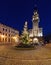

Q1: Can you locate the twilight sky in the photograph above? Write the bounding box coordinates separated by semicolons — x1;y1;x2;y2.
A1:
0;0;51;35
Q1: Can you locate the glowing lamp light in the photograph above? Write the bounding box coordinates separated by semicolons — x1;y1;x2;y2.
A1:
33;38;39;43
13;37;16;39
1;35;5;38
34;38;38;41
12;36;19;42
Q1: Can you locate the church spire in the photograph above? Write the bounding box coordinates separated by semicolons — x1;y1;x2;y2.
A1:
32;5;40;22
22;21;28;35
32;3;40;36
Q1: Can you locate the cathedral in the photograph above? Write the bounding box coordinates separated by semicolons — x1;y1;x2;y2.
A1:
23;6;43;45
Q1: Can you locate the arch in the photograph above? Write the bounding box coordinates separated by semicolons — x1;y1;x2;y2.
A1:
33;38;39;43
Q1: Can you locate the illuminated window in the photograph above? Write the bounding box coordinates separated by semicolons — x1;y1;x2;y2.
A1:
38;33;43;37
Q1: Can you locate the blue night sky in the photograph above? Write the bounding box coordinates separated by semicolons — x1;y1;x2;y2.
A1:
0;0;51;35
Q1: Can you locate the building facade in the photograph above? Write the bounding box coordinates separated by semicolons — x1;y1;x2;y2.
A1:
29;7;43;44
0;23;19;45
22;7;43;45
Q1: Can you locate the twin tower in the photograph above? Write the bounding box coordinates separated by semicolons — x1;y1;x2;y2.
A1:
23;6;43;44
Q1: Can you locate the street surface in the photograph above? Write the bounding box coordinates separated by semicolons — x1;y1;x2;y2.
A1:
0;44;51;65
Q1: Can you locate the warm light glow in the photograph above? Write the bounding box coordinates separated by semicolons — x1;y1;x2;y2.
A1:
12;36;19;42
33;38;39;43
1;35;5;38
29;34;33;37
29;38;32;42
34;38;38;41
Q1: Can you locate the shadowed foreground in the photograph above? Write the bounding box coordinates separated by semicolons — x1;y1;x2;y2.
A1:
0;44;51;65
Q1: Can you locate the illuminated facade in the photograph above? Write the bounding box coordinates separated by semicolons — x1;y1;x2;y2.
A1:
0;7;43;45
0;23;19;45
22;8;43;44
29;7;43;44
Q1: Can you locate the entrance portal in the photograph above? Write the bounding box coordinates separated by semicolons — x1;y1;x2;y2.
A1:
33;38;39;43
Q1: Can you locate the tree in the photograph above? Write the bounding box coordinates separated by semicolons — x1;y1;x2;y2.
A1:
21;33;29;44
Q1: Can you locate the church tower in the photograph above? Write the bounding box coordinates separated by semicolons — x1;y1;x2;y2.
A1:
21;5;43;45
31;5;43;44
32;6;40;36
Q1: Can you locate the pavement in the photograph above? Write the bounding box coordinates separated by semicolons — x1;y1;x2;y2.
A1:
0;44;51;65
